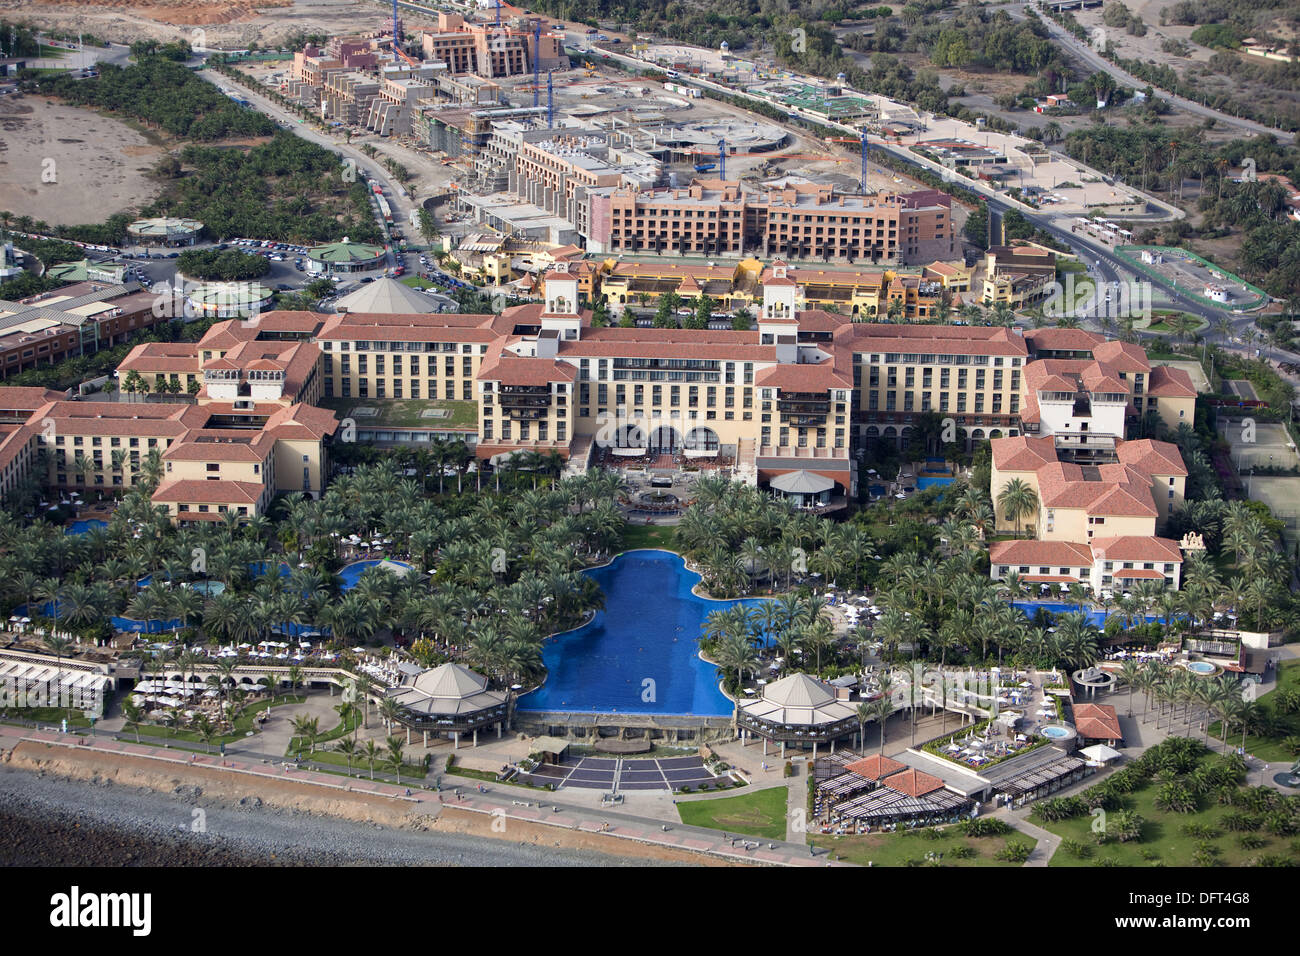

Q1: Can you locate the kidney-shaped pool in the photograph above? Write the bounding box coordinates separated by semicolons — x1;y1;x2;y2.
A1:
518;549;763;717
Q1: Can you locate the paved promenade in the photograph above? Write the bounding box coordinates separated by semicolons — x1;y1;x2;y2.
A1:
1;727;839;867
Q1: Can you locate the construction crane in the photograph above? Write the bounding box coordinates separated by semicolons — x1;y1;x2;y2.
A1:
391;0;400;65
824;132;872;191
547;70;554;128
533;21;542;109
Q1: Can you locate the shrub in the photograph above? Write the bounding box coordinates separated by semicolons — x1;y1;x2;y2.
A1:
1236;834;1266;850
1263;810;1299;836
1030;796;1088;822
1179;822;1219;840
1061;838;1093;858
960;818;1012;837
1153;781;1199;814
994;841;1032;863
1220;811;1262;832
948;844;976;859
1107;810;1145;844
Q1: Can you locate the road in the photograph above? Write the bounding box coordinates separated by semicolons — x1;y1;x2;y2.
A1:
589;41;1251;329
1000;2;1295;143
194;62;417;270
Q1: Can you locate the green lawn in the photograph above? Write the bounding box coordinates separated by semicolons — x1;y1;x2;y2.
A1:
131;694;305;745
810;827;1037;867
400;276;436;290
1044;783;1298;867
287;709;361;755
1208;660;1300;762
0;707;91;728
307;747;427;777
318;397;478;430
677;786;788;840
618;524;677;552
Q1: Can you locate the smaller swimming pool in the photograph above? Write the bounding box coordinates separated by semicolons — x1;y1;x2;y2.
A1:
66;519;108;535
339;559;413;591
1041;725;1071;739
1186;661;1217;675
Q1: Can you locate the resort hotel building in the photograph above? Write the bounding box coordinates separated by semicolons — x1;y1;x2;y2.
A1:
987;329;1197;594
0;269;1196;577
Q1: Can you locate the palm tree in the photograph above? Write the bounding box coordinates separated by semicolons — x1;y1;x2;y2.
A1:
363;739;381;780
336;737;359;775
872;694;895;754
291;714;320;756
1118;658;1143;718
996;478;1039;537
856;699;874;755
386;735;406;786
43;634;74;719
122;699;145;743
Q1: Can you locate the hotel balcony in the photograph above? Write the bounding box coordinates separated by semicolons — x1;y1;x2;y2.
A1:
757;445;849;461
779;413;828;427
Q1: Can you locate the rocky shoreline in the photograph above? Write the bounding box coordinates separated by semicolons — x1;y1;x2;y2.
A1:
0;747;684;866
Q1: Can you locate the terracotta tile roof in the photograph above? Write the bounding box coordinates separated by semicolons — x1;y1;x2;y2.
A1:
152;478;265;505
1091;340;1150;373
844;754;907;781
1112;568;1166;579
880;767;944;798
264;403;339;440
1084;482;1158;517
315;311;501;343
476;354;577;385
197;320;260;351
990;539;1094;566
1090;536;1183;563
1024;328;1104;353
0;387;68;410
241;310;324;335
1081;362;1127;394
31;401;189;438
1035;461;1156;516
1115;439;1187;477
991;435;1057;471
846;323;1028;356
754;359;852;391
162;430;276;462
1072;703;1122;741
1146;365;1196;398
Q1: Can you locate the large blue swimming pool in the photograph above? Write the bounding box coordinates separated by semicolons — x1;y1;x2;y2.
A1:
518;550;760;717
1013;601;1162;628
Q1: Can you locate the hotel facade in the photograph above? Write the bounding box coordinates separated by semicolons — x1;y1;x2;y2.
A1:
0;268;1196;577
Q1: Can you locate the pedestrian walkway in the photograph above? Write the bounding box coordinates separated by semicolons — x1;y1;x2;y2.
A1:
3;728;842;866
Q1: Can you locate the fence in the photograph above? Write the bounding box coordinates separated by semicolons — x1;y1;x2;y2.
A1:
1115;246;1270;312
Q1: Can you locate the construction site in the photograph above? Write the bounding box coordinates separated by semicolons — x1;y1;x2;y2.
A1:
229;8;947;257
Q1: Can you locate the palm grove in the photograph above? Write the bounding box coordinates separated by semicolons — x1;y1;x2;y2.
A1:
0;457;637;726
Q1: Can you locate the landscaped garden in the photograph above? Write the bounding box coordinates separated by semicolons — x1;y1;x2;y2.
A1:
810;817;1037;867
1033;737;1300;867
676;786;789;840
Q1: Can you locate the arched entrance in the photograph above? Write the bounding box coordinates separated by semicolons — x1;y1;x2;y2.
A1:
648;426;681;452
683;426;719;451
